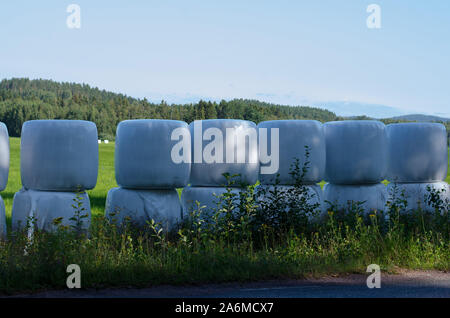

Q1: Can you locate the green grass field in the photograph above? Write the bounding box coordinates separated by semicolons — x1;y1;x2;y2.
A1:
3;137;450;227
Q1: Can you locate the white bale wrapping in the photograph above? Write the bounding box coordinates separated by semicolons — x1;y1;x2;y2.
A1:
181;186;243;218
0;195;5;239
323;183;387;214
20;120;98;191
115;120;191;189
189;119;259;187
258;120;325;185
256;184;324;221
0;122;9;191
324;120;388;184
11;189;91;232
105;187;182;230
387;123;448;182
386;182;449;213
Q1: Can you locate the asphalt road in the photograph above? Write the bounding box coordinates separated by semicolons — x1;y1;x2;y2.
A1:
9;270;450;298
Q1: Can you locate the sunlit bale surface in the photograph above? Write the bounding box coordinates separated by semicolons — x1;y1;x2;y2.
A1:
189;119;259;187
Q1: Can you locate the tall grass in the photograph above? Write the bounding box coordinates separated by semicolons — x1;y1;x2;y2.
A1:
0;144;448;294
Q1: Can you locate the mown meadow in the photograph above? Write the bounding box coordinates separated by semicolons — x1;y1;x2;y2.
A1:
0;137;449;294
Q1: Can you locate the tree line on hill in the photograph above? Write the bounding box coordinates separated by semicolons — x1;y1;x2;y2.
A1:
0;78;449;142
0;78;338;139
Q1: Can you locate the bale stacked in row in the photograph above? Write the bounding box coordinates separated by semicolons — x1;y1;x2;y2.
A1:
256;120;325;221
181;119;259;218
105;120;188;230
386;123;449;213
323;121;388;214
0;123;9;239
12;120;98;233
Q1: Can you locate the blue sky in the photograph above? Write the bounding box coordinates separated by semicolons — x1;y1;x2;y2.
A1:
1;1;449;117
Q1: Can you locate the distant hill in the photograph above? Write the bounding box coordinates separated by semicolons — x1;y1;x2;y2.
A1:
0;78;338;138
344;114;450;123
313;101;405;118
389;114;450;122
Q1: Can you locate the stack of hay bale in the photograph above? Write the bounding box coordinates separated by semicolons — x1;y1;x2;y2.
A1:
181;119;259;218
0;123;9;239
256;120;325;221
105;120;190;230
386;123;449;212
12;120;98;233
323;120;388;215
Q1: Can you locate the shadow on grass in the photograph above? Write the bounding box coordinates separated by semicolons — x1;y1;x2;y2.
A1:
89;194;107;213
1;192;15;201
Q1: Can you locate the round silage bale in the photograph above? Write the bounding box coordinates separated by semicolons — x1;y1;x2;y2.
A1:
324;120;388;184
0;123;9;191
115;120;191;189
189;119;259;187
386;181;449;214
386;123;448;182
11;189;91;233
324;120;387;184
256;184;324;221
0;195;5;239
20;120;98;191
105;187;182;231
257;120;325;185
323;183;387;214
181;186;243;219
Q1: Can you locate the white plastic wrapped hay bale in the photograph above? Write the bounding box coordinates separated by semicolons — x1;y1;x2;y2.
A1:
11;189;91;233
105;187;182;231
257;120;325;185
189;119;259;187
323;183;387;214
115;120;191;189
386;182;449;214
181;186;243;218
256;184;324;221
0;195;5;239
324;120;388;184
0;122;9;191
20;120;98;191
387;123;448;182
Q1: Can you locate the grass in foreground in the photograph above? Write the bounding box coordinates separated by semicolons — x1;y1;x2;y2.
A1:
0;149;448;294
0;207;448;294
